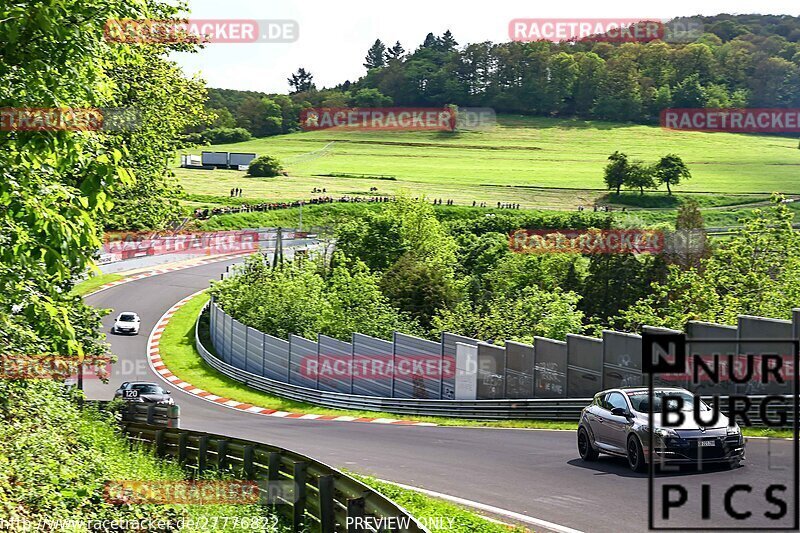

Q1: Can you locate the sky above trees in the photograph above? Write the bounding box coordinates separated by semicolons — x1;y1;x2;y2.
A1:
172;0;800;93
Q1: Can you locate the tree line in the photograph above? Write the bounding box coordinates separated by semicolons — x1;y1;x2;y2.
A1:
202;14;800;141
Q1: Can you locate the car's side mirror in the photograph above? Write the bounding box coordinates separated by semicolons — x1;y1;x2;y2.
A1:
165;390;171;394
611;407;629;417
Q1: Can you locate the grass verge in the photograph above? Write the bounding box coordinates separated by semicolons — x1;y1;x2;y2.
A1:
350;474;524;532
71;272;124;297
161;292;795;438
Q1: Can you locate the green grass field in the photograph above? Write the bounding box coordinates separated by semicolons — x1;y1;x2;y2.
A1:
176;115;800;210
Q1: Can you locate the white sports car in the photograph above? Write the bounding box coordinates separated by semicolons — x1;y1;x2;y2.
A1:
112;312;141;335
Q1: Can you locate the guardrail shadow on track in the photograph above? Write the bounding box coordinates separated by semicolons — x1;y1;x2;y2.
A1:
120;422;428;533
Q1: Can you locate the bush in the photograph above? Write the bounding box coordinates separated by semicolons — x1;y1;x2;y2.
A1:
247;155;283;177
204;127;252;144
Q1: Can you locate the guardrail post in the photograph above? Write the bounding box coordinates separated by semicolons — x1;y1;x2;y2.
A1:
146;404;156;425
178;433;188;464
197;435;209;474
217;439;229;471
154;429;165;457
235;444;251;479
167;404;180;428
292;462;307;532
268;452;281;482
346;495;367;533
318;475;335;533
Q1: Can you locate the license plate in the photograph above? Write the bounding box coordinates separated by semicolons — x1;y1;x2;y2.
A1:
699;440;716;447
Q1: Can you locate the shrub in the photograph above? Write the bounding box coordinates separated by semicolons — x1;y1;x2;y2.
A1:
247;155;283;177
204;127;252;144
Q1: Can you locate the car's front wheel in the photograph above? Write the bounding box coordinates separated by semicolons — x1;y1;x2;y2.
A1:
578;427;599;461
627;435;646;472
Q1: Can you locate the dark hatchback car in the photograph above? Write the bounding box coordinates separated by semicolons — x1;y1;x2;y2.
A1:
577;387;745;472
114;381;174;404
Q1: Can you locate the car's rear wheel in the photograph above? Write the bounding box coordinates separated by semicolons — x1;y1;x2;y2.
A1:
627;435;646;472
578;427;599;461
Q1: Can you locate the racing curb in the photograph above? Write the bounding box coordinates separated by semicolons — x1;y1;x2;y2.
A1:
83;251;255;298
146;291;438;427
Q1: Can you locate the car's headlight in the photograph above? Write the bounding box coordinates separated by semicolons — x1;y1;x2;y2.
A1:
727;424;741;436
655;428;678;438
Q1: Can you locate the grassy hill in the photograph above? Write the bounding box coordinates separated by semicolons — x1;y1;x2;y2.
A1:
176;115;800;210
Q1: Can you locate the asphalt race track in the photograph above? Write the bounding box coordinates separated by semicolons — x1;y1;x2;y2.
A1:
84;258;798;532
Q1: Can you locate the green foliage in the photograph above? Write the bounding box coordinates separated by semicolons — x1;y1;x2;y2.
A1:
624;160;657;195
654;154;692;195
350;88;393;107
101;41;210;231
432;286;584;344
247;155;284;177
205;127;253;144
210;254;420;341
579;254;667;332
615;195;800;331
604;151;628;194
364;40;387;70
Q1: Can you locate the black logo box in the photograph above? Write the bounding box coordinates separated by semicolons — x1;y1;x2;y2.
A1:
642;333;799;531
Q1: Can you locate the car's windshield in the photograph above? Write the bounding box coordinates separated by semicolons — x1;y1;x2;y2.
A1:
119;314;136;322
131;384;162;394
626;390;711;412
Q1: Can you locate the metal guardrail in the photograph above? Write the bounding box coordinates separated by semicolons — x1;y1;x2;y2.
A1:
121;402;180;427
121;422;428;533
196;305;795;425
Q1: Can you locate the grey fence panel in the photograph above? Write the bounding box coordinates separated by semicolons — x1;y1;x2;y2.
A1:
687;321;737;397
393;333;442;399
351;333;393;398
209;300;216;349
566;334;603;397
534;337;567;398
477;343;507;399
244;326;265;375
288;334;318;389
263;334;290;382
441;333;478;399
602;330;643;389
230;319;248;371
216;309;230;363
317;335;353;394
737;315;794;395
505;341;535;399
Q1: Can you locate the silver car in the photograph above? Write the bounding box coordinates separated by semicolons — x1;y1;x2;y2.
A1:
577;387;745;472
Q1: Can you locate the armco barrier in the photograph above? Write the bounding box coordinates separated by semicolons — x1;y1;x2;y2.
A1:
196;308;793;424
121;402;180;427
121;422;427;532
